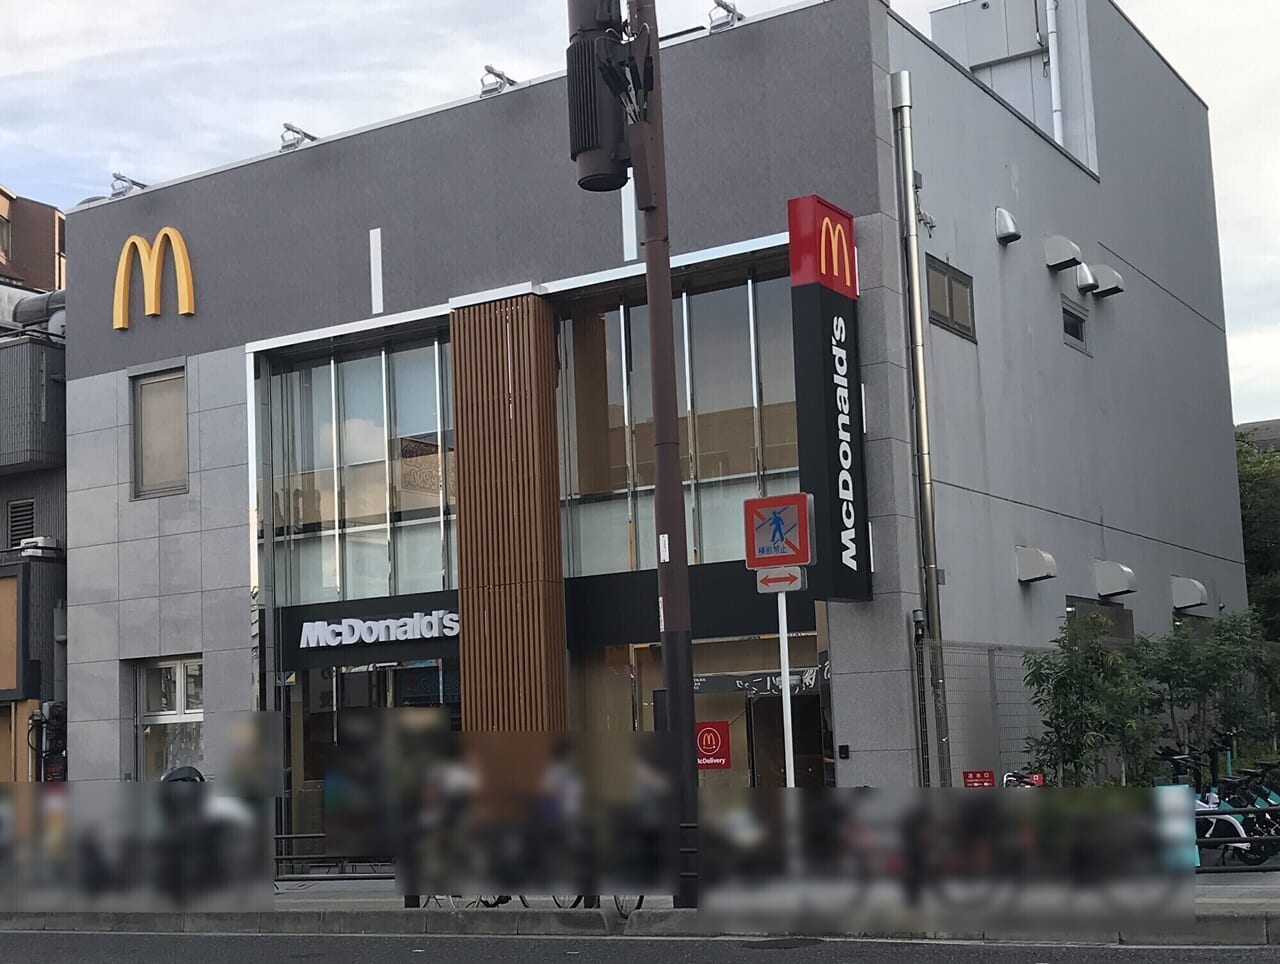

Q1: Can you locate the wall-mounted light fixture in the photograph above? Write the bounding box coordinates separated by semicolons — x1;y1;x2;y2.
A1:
710;0;745;32
481;65;517;96
110;173;147;199
280;123;317;152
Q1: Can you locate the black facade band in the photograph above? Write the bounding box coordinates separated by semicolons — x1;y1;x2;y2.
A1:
278;561;821;671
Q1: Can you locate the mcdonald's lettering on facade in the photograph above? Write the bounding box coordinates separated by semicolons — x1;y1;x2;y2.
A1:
113;226;195;331
788;195;872;602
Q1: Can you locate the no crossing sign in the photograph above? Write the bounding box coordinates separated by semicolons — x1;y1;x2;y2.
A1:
744;493;814;570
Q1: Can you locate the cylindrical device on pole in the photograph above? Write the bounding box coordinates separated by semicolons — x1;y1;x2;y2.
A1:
891;70;952;788
778;593;795;788
566;0;630;191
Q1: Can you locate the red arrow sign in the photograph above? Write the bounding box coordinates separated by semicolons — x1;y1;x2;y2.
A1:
761;573;799;587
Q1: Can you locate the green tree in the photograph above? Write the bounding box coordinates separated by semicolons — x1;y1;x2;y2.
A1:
1133;612;1268;752
1023;614;1156;786
1237;435;1280;641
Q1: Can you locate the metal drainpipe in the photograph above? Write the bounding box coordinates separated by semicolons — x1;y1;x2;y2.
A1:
891;70;952;788
1046;0;1065;145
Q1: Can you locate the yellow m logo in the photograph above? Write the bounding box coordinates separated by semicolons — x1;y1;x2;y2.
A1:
819;217;852;289
113;227;195;331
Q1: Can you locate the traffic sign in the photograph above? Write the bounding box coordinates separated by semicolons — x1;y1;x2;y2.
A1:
744;493;814;570
756;566;807;594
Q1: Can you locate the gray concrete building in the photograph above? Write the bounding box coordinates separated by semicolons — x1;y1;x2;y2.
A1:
1;290;67;782
61;0;1242;800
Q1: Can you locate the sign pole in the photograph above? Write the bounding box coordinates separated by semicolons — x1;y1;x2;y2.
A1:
778;591;795;788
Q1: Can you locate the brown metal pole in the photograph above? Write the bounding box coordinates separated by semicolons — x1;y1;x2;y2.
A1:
627;0;698;908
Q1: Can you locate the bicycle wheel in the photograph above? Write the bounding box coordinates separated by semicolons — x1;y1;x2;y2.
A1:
519;894;584;908
613;894;644;918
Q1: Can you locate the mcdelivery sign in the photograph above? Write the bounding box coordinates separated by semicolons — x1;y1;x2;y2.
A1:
788;195;873;602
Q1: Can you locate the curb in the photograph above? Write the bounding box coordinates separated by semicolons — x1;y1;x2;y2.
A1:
0;908;1273;944
0;909;612;937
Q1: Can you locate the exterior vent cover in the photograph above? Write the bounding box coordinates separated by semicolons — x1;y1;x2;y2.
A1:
7;499;34;547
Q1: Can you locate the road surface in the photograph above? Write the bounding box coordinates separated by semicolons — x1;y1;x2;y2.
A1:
0;934;1274;964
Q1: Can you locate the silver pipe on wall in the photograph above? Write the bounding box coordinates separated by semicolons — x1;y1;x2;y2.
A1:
891;69;952;788
1046;0;1065;145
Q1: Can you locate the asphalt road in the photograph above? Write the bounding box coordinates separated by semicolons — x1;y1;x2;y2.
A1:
0;934;1275;963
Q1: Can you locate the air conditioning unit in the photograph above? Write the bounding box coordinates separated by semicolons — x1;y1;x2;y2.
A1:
19;536;61;558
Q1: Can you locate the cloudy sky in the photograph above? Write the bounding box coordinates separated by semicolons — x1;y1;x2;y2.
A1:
3;0;1276;422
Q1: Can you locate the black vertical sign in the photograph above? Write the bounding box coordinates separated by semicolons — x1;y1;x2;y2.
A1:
788;195;873;602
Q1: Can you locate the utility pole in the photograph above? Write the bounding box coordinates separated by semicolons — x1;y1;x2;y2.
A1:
566;0;697;907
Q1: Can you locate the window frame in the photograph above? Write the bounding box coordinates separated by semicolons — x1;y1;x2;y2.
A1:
131;368;190;499
0;214;10;260
136;656;205;782
138;657;205;723
1062;300;1089;352
925;255;976;341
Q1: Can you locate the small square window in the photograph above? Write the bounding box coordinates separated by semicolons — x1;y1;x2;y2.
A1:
926;256;975;338
1063;304;1087;345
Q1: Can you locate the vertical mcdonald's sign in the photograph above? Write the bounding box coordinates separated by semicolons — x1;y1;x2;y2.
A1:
113;226;196;331
788;195;872;602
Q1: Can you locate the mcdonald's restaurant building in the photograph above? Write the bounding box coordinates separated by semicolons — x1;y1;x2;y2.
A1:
60;0;1245;809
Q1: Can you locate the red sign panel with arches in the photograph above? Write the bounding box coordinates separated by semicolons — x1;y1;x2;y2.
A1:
744;493;814;570
696;721;731;770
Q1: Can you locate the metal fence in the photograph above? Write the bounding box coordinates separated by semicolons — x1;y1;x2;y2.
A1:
938;641;1044;778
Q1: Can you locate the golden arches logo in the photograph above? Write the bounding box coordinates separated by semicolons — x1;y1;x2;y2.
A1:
113;227;195;331
697;727;722;755
819;216;852;289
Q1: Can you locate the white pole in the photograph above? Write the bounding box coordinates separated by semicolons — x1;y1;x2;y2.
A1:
1046;0;1065;145
778;591;795;788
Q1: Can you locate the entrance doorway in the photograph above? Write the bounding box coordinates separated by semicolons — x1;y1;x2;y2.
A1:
747;693;824;787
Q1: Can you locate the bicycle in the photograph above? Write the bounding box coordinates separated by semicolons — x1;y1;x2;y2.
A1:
1155;746;1253;865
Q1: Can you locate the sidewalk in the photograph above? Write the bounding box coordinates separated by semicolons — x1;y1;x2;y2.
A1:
0;879;1277;945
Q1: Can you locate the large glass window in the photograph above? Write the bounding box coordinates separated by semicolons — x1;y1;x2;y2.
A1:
268;335;455;606
272;361;339;604
755;276;799;484
557;269;799;575
559;305;631;576
132;369;188;498
689;286;758;563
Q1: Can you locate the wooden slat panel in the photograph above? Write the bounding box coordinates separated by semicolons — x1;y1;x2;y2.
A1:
453;294;567;732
